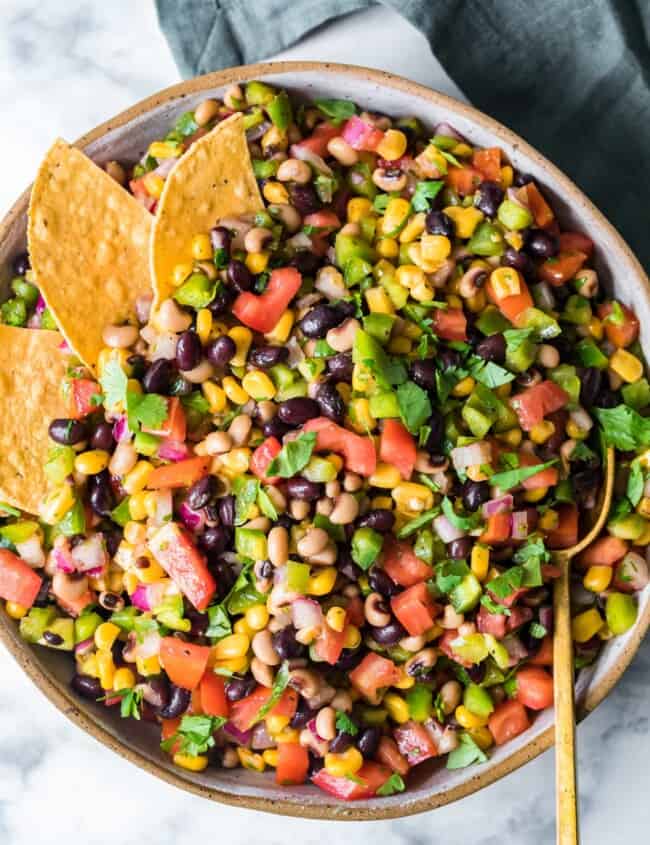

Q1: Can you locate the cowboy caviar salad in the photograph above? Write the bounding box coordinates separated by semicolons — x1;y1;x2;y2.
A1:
1;81;648;800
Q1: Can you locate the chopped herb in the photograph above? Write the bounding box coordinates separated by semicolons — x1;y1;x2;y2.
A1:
257;486;278;521
436;559;470;594
490;459;558;492
314;98;357;124
266;431;317;478
161;714;226;757
441;496;482;531
397;508;440;538
205;604;232;639
411;180;444;212
335;710;359;736
627;460;644;507
233;476;260;525
126;392;168;432
99;358;127;409
467;357;515;389
446;732;488;770
503;327;533;354
313;339;336;358
480;594;510;615
250;661;290;725
433;692;446;723
594;404;650;451
396;381;432;434
376;773;406;796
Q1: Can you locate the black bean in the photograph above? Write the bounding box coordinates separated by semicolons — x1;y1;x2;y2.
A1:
88;471;115;517
249;345;288;369
278;397;320;426
439;347;462;371
262;416;290;439
13;251;31;276
539;605;554;632
272;626;305;660
210;225;231;254
217;494;236;527
333;647;365;671
308;753;324;777
368;565;400;596
274;514;293;531
475;180;504;218
32;577;51;607
90;422;115;452
208;557;236;600
176;330;203;371
409;359;436;391
462;480;490;512
70;673;103;700
476;333;506;364
315;381;345;424
126;354;147;380
326;352;353;382
369;620;407;645
226;259;253;292
524;229;558;260
337;300;357;319
425;210;454;238
467;663;486;684
580;367;602;408
298;304;344;338
513;171;533;187
338;549;361;582
186;475;217;510
448;537;473;559
186;607;209;637
158;684;191;719
43;630;63;646
144;676;170;710
206;335;237;367
199;525;231;553
329;732;354;753
142;358;172;394
289;250;321;276
289;183;320;215
501;247;536;279
226;674;257;702
423;411;445;452
48;418;88;446
290;698;318;728
358;509;395;534
595;388;619;408
358;726;381;758
285;477;322;500
102;526;122;557
208;288;235;316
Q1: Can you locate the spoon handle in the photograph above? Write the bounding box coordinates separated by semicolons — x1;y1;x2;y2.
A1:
553;562;579;845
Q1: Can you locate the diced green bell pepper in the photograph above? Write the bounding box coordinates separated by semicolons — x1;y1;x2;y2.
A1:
550;364;581;408
368;391;400;419
562;294;592;326
379;276;409;309
302;456;338;483
269;363;295;391
11;277;39;306
482;633;511;670
1;297;27;326
607;514;647;541
297;358;325;382
19;606;57;643
450;632;489;664
111;497;131;527
462;383;500;438
74;611;103;644
39;617;74;651
406;683;433;722
450;573;482;613
252;158;279;179
497;200;533;230
44;446;76;486
505;337;537;373
287;560;310;593
622;378;650;410
41;308;58;330
56;498;86;537
363;313;395;343
575;338;609;369
154;594;192;632
476;305;510;336
335;233;376;272
605;592;637;635
245;80;276;105
467;222;505;257
0;520;39;544
235;528;268;560
173;272;215;309
519;307;561;340
413;528;435;564
346;163;377;199
344;256;373;286
351;526;383;570
134;431;160;456
275;380;308;401
463;683;495;717
267;90;292;130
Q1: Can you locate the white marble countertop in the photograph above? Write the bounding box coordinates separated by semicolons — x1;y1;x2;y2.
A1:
0;2;648;843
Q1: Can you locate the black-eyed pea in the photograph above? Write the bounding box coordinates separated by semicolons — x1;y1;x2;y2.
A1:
180;360;214;384
326;318;360;352
399;634;426;652
441;605;464;629
222;746;240;768
250;656;274;688
265;486;286;512
364;592;391;627
329;492;359;525
194;98;220;126
343;472;363;492
204;431;233;455
307;542;337;566
223;84;243;110
289;499;311;521
315;498;334;517
315;706;337;741
277;158;311;184
372;168;407;192
256;400;277;422
243;227;273;254
326;136;358;166
102;324;139;349
245;516;271;532
299;728;330;757
251;630;281;666
439;680;462;715
330;690;353;712
458;622;476;637
267;203;302;233
289;668;321;699
156;298;193;332
297;527;329;558
228;413;252;446
325;480;341;498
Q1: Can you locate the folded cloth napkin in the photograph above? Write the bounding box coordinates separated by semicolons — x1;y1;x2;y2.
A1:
156;0;650;270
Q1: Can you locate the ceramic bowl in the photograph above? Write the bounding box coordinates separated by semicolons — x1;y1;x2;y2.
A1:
0;61;648;820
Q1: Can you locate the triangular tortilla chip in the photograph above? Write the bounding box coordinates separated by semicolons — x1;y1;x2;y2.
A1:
28;139;152;374
0;326;68;514
150;112;262;307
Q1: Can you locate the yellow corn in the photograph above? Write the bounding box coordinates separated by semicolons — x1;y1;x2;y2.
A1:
261;124;288;153
376;129;408;161
442;205;484;238
373;258;397;281
469;725;494;751
452;376;475;397
347;197;373;222
262;749;279;767
237;747;266;772
529;421;555;444
233;617;254;637
136;654;161;676
202;380;228;414
393;666;415;690
245;604;270;631
381;198;411;236
74;450;110;476
265;309;294;343
365;286;395;314
369;462;402;489
124;520;147;545
609;348;643;384
466;290;487;313
172;262;193;287
500;165;514;188
266;714;290;735
242;370;276;400
343;624;361;650
523;486;548;503
40;484;76;525
410;282;435;303
455;705;488;730
222;377;249;405
148;140;181;159
113;667;136;691
466;464;489;482
387;338;411;358
395;264;426;290
327;453;344;473
245;250;270;275
383;693;410;724
402;320;422;339
504;230;524;251
274;727;300;744
538;509;559;532
326;606;347;633
128;491;148;522
497;428;523;448
637;496;650;519
371;495;394;510
348;397;376;434
213;656;249;674
262;181;289;204
634;522;650;546
566;420;588;441
141;173;164;200
96;650;116;691
123;569;140;595
79;653;99;678
583;565;613;593
421;233;452;264
213;633;250;660
5;601;28;619
572;608;604;643
174;753;209;772
135;559;166;584
124;461;154;495
471;544;490;581
191;233;212;261
376;238;399;259
489;267;521;299
392;482;434;513
196;309;213;345
227;326;253;367
94;622;120;651
307;567;337;596
399;212;426;244
588;316;603;340
324;747;364;777
219;447;251;475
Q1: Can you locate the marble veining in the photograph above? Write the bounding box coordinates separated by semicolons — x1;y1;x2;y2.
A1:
0;2;648;843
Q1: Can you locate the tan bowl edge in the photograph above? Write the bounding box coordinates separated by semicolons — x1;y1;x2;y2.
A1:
1;60;649;821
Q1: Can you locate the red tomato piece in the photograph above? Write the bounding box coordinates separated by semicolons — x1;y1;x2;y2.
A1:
146;456;212;490
538;250;587;287
576;535;628;569
129;177;157;212
143;396;186;442
313;620;346;665
511;380;569;431
476;603;507;639
523;183;554;228
160;717;182;753
380;419;416;480
529;634;554;666
148;522;216;610
312;762;393;800
546;503;579;549
232;267;302;334
597;302;639;348
302;211;341;234
344;594;364;627
250;436;282;484
199;671;229;718
438;629;472;668
294;122;340;157
160;637;211;690
0;549;42;608
66;378;101;419
349;653;400;704
515;666;554;710
559;231;593;257
488;699;531;746
56;590;96;617
341;115;385;151
480;512;511;544
276;743;309;785
391;582;438;637
517;451;560;490
472;147;502;182
485;276;534;323
506;606;533;632
446;165;482;195
432;307;467;341
393;721;438;765
381;538;433;588
303;417;377;476
230;686;298;732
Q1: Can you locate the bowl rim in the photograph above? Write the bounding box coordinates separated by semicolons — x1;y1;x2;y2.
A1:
1;59;649;821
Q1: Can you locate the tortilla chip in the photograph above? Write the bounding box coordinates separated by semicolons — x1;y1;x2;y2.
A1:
28;139;152;374
150;112;263;307
0;326;68;514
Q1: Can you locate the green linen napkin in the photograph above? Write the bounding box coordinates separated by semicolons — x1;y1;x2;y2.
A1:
156;0;650;270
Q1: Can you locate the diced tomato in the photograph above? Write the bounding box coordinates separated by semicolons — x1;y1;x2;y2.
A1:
276;743;309;785
597;302;639;348
529;634;554;666
438;629;472;668
472;147;501;182
341;115;385;151
480;512;511;544
160;637;211;690
380;420;416;480
486;276;534;323
0;549;42;608
432;307;467;341
161;717;182;753
313;620;346;665
250;436;282;484
349;653;400;705
129;177;157;212
538;251;587;287
344;594;364;627
522;182;554;228
393;720;438;765
446;165;482;195
199;671;229;718
511;380;569;431
294;122;340;157
303;211;341;235
303;417;377;476
143;396;186;442
559;231;593;258
230;686;298;732
546;503;578;549
56;590;96;617
476;603;507;639
576;535;628;569
488;699;531;746
148;522;216;610
515;666;554;710
498;586;530;609
517;451;559;490
232;267;302;334
146;456;211;490
381;537;433;587
66;378;101;419
312;762;392;800
391;582;439;637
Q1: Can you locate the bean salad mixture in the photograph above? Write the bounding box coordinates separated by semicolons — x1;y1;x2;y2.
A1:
2;81;649;800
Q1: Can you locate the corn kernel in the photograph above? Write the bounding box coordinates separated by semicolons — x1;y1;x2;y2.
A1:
191;233;212;261
383;693;410;724
471;544;490;581
530;420;556;444
135;559;166;584
452;376;475;397
262;749;279;767
399;212;426;244
455;705;488;730
466;290;487;313
446;293;463;309
274;727;300;744
347;197;373;222
124;461;154;495
94;622;120;652
348;397;376;434
421;233;451;264
96;649;116;690
566;420;588;441
402;320;422;339
588;316;603;340
265;309;294;343
196;308;213;345
128;491;148;522
40;484;75;524
113;667;136;691
538;509;559;532
124;520;147;545
343;624;361;650
242;370;276;400
219;447;251;475
263;181;289;204
387;336;411;355
609;348;643;384
172;262;193;287
237;747;266;771
174;753;209;772
572;607;604;643
369;462;402;489
307;567;337;596
123;569;140;595
74;449;109;476
443;205;484;238
410;282;435;303
392;482;434;513
222;377;249;405
136;654;161;676
376;238;399;259
495;382;512;399
523;486;548;503
466;464;489;482
365;285;395;314
5;601;28;619
245;604;270;631
79;653;99;678
489;266;522;299
261;125;287;153
233;617;254;637
376;129;408;161
395;264;426;290
469;725;494;750
245;250;270;275
393;666;416;690
227;325;253;367
213;656;249;674
266;714;290;735
583;565;613;593
148;140;181;159
324;747;364;777
497;428;523;448
326;606;347;632
500;166;514;189
142;172;164;199
202;380;227;414
381;198;411;237
637;496;650;519
213;633;250;660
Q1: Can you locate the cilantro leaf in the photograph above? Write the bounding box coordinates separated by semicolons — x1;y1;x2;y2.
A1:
594;405;650;451
512;537;550;565
266;432;317;478
441;496;482;531
99;358;127;409
480;594;510;615
503;328;533;355
485;557;543;600
436;559;470;594
314;98;357;124
396;381;432;434
127;392;168;432
446;732;489;770
468;357;515;389
627;460;644;507
335;711;359;736
250;662;290;726
102;686;144;720
161;714;226;756
257;486;278;520
397;508;440;538
490;459;558;492
376;773;406;796
233;476;260;525
353;329;407;390
433;692;446;723
205;603;232;639
411;180;444;212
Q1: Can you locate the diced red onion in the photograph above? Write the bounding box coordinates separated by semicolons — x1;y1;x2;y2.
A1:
153;157;176;178
503;634;529;667
618;551;649;591
482;495;514;518
149;331;178;361
539;605;554;632
307;718;327;743
286;232;313;251
424;719;459;754
74;637;94;657
157;439;190;462
151;489;173;525
507;186;530;209
251;723;276;750
27;313;42;329
112;415;131;443
35;294;46;316
57;337;71;351
341;115;379;150
71;534;107;572
223;721;253;746
451;441;492;471
134;630;161;659
131;585;151;611
286;336;305;368
53;546;75;574
292;597;323;630
178;500;206;532
533;281;555;311
246;120;271;142
15;535;45;567
433;514;465;543
434;122;465;141
511;510;529;540
290;143;333;176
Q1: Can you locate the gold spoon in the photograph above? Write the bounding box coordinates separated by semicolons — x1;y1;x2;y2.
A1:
551;447;615;845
